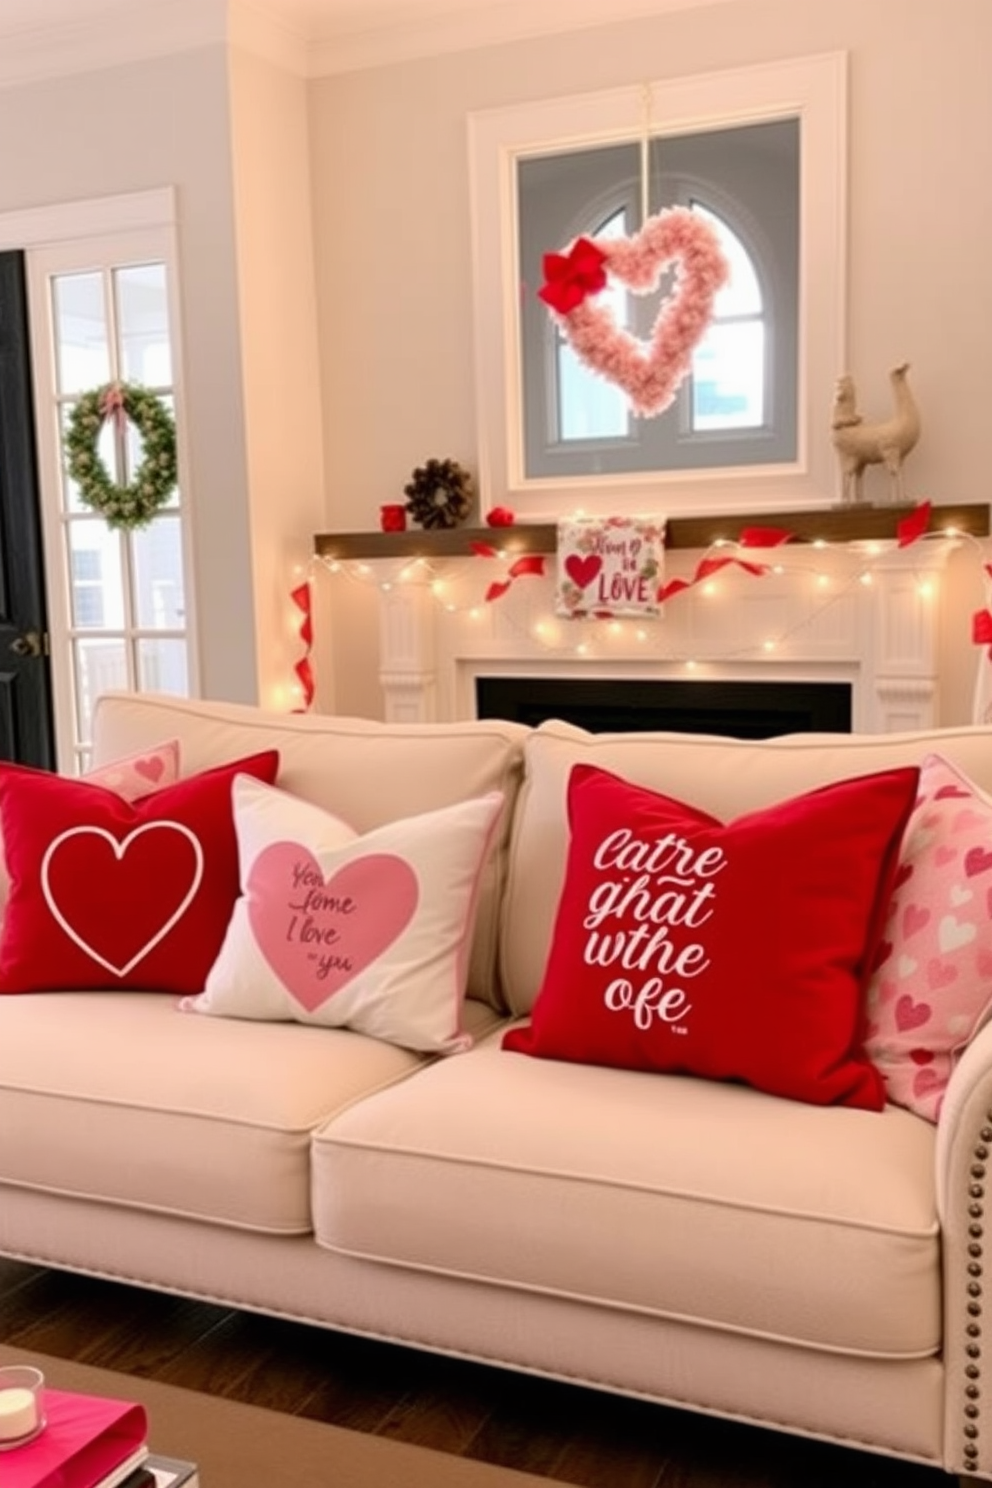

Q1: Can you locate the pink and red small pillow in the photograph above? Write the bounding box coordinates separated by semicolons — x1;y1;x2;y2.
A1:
0;749;278;994
504;761;919;1110
863;754;992;1121
84;740;181;798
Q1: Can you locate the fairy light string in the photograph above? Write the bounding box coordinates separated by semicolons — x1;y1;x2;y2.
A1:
307;501;990;678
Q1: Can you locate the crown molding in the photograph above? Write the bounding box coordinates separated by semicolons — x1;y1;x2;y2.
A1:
230;0;311;76
0;0;227;91
0;0;739;90
300;0;735;77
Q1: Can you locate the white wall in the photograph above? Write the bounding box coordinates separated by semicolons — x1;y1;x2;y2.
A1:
308;0;992;721
229;45;328;712
0;46;259;704
1;3;986;725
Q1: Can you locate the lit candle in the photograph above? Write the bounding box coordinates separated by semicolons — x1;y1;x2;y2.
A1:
0;1386;38;1442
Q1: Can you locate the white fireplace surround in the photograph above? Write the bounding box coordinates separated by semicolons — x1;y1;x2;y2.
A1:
363;537;957;734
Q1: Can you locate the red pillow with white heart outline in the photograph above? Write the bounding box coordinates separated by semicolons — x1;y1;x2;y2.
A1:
0;751;279;994
503;762;919;1109
0;739;181;918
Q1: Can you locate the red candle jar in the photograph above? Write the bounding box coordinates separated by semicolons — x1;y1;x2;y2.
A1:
379;504;407;533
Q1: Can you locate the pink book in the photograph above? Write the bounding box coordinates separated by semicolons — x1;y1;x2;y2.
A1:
3;1388;147;1488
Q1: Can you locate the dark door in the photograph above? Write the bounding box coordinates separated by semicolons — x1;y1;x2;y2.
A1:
0;250;55;769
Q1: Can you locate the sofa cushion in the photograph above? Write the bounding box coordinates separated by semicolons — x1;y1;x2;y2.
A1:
89;693;528;1011
0;753;278;996
312;1031;940;1358
501;719;992;1017
503;761;918;1109
187;776;505;1052
0;992;500;1233
864;753;992;1122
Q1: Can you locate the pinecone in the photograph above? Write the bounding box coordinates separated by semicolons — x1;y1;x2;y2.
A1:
403;459;474;530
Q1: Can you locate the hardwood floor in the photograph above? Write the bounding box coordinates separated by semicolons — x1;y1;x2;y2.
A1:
0;1256;951;1487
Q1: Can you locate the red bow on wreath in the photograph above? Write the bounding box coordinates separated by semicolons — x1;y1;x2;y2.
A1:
538;238;608;315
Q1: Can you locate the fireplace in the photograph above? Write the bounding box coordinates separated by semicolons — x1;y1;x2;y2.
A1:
350;534;957;733
475;676;852;738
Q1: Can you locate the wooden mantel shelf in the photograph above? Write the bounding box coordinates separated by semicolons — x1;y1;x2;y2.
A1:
315;502;989;561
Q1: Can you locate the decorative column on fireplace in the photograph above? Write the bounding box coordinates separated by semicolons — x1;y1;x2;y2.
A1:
367;537;955;733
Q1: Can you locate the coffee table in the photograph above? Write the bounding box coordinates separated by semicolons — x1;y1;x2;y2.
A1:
0;1345;553;1488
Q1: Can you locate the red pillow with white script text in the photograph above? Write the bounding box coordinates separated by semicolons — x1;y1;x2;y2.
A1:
0;752;279;994
503;763;919;1109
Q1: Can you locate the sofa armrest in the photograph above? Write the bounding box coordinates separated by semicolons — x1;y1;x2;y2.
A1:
936;1018;992;1478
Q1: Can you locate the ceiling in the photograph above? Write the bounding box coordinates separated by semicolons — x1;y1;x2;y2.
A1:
0;0;734;82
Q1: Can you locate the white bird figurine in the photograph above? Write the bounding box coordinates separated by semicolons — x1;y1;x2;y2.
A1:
831;363;921;505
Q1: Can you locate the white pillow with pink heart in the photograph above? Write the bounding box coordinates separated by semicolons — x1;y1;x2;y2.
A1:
863;753;992;1121
185;775;505;1052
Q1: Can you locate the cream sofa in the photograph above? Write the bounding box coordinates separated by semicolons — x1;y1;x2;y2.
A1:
2;690;992;1484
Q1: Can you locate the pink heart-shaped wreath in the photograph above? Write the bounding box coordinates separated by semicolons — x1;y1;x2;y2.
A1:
539;207;729;418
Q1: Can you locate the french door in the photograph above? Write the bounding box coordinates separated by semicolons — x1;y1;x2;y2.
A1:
0;251;55;767
25;224;196;772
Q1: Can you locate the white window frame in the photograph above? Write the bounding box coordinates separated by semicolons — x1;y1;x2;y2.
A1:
468;52;847;520
0;188;198;771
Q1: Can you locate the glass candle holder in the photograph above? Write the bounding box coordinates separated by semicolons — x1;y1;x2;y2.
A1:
0;1366;46;1449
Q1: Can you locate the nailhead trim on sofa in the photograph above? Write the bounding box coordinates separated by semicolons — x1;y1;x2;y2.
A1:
962;1120;992;1472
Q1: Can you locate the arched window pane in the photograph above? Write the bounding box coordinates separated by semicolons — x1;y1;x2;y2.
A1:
691;206;764;430
694;205;762;316
557;208;630;440
694;320;765;429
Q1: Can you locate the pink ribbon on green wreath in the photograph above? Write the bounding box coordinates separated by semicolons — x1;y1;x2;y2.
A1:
100;382;129;437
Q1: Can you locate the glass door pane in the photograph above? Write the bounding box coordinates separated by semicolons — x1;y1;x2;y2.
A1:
46;255;191;772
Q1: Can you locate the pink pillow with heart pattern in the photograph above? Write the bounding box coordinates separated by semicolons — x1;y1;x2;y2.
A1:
863;754;992;1122
185;775;505;1052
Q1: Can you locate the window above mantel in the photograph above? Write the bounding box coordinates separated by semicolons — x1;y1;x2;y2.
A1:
468;52;848;520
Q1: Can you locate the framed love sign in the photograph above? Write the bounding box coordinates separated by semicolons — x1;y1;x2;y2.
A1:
556;516;665;619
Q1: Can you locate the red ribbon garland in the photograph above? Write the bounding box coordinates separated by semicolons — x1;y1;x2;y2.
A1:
656;506;947;607
657;527;788;604
897;500;932;547
484;554;546;603
291;581;315;711
318;502;979;684
738;526;793;549
470;544;546;601
973;609;992;646
466;501;954;623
